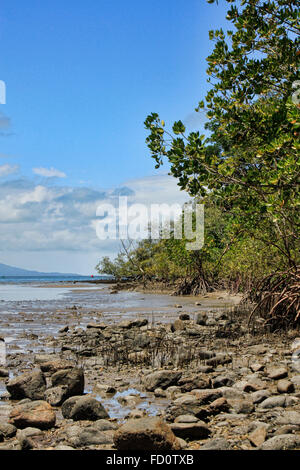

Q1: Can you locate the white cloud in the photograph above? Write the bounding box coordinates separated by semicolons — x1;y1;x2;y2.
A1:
33;167;66;178
0;173;191;273
0;164;19;177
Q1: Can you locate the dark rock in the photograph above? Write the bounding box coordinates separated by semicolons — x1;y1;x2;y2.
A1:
51;368;84;397
6;370;46;400
143;370;182;391
44;386;69;406
170;421;211;440
114;417;181;451
61;395;109;421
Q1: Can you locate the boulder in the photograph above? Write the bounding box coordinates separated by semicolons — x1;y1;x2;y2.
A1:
61;395;109;421
143;370;182;391
259;434;300;450
9;400;56;430
114;417;181;451
6;370;46;400
44;386;69;406
51;368;84;397
170;421;211;440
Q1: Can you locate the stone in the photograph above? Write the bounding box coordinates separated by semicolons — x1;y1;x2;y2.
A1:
200;438;231;450
143;370;182;391
205;354;232;367
40;360;74;374
198;350;216;360
6;370;46;400
250;389;271;404
171;320;185;332
212;375;234;388
44;386;69;406
227;398;254;414
9;400;56;430
276;411;300;426
195;312;207;326
0;368;9;378
249;426;267;447
61;395;109;421
57;422;114;447
170;421;211;440
114;417;181;451
51;368;84;397
258;395;288;409
267;366;288;380
0;422;17;438
179;314;190;321
259;434;300;450
273;425;300;436
174;415;199;424
250;363;265;373
277;379;295;394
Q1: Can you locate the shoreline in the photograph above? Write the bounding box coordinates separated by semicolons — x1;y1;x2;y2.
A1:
0;282;299;450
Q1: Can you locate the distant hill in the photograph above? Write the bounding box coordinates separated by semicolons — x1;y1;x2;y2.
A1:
0;262;79;277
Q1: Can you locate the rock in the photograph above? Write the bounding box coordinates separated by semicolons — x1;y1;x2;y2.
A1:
44;386;69;406
86;323;107;329
195;312;207;326
127;409;145;419
143;370;182;391
291;375;300;386
267;366;288;380
174;415;199;424
250;389;271;404
277;379;295;394
258;395;297;409
249;426;267;447
200;438;231;450
179;314;190;321
57;422;114;447
212;375;234;388
276;411;300;426
6;370;46;400
273;425;300;436
118;319;148;329
250;363;265;373
9;400;56;430
16;427;43;450
34;354;60;364
0;368;9;378
170;421;211;440
227;398;254;414
198;350;216;360
114;417;181;451
205;354;232;367
59;326;69;333
51;368;84;397
61;395;109;421
40;360;74;374
171;320;185;332
0;422;17;438
154;388;167;398
206;397;229;415
259;434;300;450
179;375;211;392
191;389;222;404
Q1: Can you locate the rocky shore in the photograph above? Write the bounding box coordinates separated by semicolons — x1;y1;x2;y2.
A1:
0;289;300;451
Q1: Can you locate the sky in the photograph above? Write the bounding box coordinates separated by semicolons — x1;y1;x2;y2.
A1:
0;0;230;274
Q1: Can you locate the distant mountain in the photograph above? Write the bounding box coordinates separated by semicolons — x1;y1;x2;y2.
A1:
0;262;79;277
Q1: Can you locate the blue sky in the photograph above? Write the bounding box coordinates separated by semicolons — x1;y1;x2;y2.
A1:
0;0;230;274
